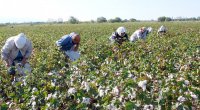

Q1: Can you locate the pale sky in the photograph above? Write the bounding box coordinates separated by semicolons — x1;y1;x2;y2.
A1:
0;0;199;23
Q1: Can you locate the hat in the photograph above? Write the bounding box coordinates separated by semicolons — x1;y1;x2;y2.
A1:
116;27;126;36
14;33;27;49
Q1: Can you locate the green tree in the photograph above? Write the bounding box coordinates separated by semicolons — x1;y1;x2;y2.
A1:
97;17;107;23
68;16;79;24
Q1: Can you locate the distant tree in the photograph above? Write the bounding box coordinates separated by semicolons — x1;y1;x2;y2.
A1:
90;20;95;23
68;16;79;24
57;18;63;23
114;17;122;22
108;19;115;23
165;17;172;21
158;16;166;22
197;16;200;20
122;19;128;22
97;17;107;23
190;17;197;21
129;18;137;22
108;17;122;23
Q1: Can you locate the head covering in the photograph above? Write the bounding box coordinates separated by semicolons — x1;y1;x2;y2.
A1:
14;33;27;49
116;27;126;36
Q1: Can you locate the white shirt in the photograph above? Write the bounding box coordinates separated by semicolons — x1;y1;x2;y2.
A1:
1;36;32;63
158;26;167;32
130;30;146;42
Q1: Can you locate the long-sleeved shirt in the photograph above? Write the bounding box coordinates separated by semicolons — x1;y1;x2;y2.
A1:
157;26;167;33
1;36;33;63
109;32;128;45
130;30;147;42
56;34;77;51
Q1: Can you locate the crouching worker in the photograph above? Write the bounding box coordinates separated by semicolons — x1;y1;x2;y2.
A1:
157;25;167;35
109;27;129;45
56;32;80;62
130;27;151;42
1;33;33;77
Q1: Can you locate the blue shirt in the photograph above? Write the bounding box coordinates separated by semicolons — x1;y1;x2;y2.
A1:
14;50;23;61
56;34;75;51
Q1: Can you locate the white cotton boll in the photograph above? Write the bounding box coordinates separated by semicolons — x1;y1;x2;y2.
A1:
68;88;77;95
179;77;184;81
128;73;134;78
81;81;90;92
98;89;105;97
119;95;124;102
70;75;76;82
146;74;152;79
143;104;154;110
8;102;14;109
184;80;189;85
51;81;55;87
32;87;38;93
23;78;27;86
115;71;121;76
190;92;198;100
82;97;90;105
123;59;128;65
113;86;120;96
138;80;147;91
168;74;174;79
46;93;52;100
32;101;36;108
128;91;136;99
48;72;54;75
31;95;36;102
46;103;50;108
177;96;186;102
53;92;57;98
103;72;108;76
105;88;110;95
107;103;117;110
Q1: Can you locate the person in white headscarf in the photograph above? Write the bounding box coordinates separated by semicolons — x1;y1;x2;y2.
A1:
157;25;167;35
1;33;33;76
109;26;129;45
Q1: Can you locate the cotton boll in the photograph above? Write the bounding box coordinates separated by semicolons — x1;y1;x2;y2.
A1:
82;97;91;105
138;80;147;91
177;96;186;102
68;88;77;95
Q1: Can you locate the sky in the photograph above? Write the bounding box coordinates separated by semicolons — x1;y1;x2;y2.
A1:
0;0;199;23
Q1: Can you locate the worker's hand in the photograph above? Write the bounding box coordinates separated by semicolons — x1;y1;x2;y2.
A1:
5;60;10;67
72;44;79;51
21;58;27;66
6;63;10;67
